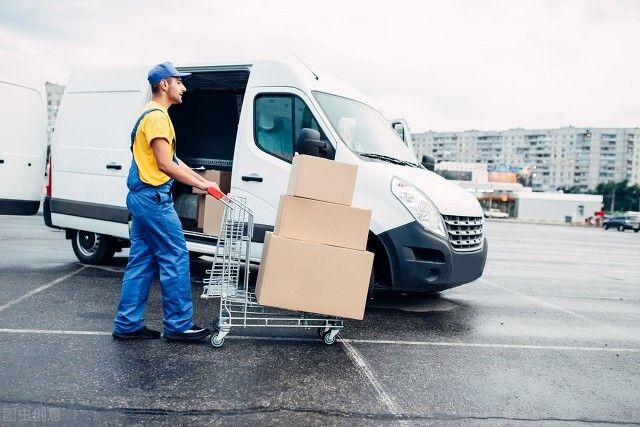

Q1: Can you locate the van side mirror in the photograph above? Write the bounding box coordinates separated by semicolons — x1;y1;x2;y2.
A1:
392;123;405;142
295;128;335;159
421;154;436;172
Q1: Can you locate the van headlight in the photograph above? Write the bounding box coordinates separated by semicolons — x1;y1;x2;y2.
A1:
391;177;446;238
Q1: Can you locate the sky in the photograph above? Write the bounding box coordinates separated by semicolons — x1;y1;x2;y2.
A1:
1;0;639;133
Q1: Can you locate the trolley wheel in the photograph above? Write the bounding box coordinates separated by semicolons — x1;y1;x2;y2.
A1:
322;331;337;345
212;318;220;332
211;335;224;348
317;327;327;338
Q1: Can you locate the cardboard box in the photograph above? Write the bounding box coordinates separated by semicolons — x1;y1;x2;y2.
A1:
275;195;371;251
192;169;231;194
256;232;374;320
197;195;226;236
287;155;357;206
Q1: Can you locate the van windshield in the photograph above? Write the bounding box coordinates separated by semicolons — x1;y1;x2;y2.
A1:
313;92;418;165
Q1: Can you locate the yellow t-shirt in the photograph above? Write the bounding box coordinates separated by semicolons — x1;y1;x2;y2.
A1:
132;100;176;186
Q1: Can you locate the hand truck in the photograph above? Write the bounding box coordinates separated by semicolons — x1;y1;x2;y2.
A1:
201;187;344;348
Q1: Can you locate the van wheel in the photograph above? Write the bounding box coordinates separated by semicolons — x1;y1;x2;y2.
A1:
71;230;116;265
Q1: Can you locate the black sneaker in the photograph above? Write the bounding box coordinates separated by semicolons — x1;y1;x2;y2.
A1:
163;324;211;342
112;326;161;340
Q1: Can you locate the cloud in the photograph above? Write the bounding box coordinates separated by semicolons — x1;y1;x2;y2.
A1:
0;0;638;131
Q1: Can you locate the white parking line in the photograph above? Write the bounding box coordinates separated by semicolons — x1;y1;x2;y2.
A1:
81;264;125;273
479;278;640;342
0;328;110;336
341;340;404;424
341;338;640;353
0;329;638;353
0;266;87;313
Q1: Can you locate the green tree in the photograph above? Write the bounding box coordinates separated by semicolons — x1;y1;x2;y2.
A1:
594;180;640;213
557;185;583;194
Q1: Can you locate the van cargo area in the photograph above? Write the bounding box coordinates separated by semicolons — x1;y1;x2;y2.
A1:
168;69;249;232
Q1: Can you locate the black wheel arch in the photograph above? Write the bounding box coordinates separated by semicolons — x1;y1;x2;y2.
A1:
366;231;392;290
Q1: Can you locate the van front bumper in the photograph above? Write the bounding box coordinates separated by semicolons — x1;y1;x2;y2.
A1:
376;221;488;292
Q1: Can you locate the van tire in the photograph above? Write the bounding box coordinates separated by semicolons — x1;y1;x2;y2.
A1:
71;230;116;265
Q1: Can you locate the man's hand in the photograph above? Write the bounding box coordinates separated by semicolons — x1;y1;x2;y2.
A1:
197;180;221;192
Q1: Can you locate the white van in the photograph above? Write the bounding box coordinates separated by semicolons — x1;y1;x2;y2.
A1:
39;60;486;293
0;52;48;215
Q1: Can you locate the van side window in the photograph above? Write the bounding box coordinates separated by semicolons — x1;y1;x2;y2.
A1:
294;97;325;140
254;94;326;162
255;96;293;161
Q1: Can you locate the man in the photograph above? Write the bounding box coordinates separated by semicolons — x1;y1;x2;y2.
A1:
113;62;219;342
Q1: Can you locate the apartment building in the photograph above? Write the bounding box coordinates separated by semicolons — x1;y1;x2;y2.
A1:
413;127;640;191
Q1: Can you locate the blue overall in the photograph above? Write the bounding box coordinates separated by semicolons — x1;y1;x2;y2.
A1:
113;109;193;335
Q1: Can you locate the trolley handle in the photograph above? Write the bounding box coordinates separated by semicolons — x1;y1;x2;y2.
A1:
207;186;226;200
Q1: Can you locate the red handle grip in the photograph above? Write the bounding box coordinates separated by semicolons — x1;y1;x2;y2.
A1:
207;187;225;200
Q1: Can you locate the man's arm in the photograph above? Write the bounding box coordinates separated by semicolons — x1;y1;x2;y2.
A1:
151;139;219;191
176;157;211;183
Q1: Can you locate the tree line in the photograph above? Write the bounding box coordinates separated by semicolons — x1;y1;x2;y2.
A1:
559;180;640;213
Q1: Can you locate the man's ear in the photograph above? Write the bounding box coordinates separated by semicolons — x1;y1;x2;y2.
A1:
160;79;169;92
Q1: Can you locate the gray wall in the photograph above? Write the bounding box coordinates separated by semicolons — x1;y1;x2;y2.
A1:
516;199;602;222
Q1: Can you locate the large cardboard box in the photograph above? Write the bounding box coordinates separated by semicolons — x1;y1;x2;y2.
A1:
192;169;231;194
256;232;374;320
287;155;357;206
275;195;371;250
197;195;226;236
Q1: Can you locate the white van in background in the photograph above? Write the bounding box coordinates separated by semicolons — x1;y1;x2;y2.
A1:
0;51;48;215
29;60;486;293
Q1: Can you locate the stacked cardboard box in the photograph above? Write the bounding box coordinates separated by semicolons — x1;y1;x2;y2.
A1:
256;155;374;320
194;169;231;236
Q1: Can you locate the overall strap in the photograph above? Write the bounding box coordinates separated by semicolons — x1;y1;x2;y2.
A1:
130;108;163;152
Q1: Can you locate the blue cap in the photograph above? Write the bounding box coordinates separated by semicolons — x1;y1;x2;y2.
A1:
147;62;191;85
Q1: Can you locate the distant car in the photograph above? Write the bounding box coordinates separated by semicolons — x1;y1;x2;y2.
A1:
603;215;640;232
484;208;509;218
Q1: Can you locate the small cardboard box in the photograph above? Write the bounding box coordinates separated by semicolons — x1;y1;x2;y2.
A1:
197;195;226;236
275;195;371;250
192;169;231;194
256;232;374;320
287;155;357;206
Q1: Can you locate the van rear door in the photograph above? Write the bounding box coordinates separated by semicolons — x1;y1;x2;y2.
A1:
0;71;47;215
49;66;149;238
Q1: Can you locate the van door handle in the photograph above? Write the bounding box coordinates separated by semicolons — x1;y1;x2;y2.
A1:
241;174;263;182
106;163;122;170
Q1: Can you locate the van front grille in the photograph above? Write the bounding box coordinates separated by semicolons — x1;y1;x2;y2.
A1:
441;215;484;252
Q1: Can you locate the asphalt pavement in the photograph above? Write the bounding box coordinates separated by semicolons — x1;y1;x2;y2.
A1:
0;215;638;425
